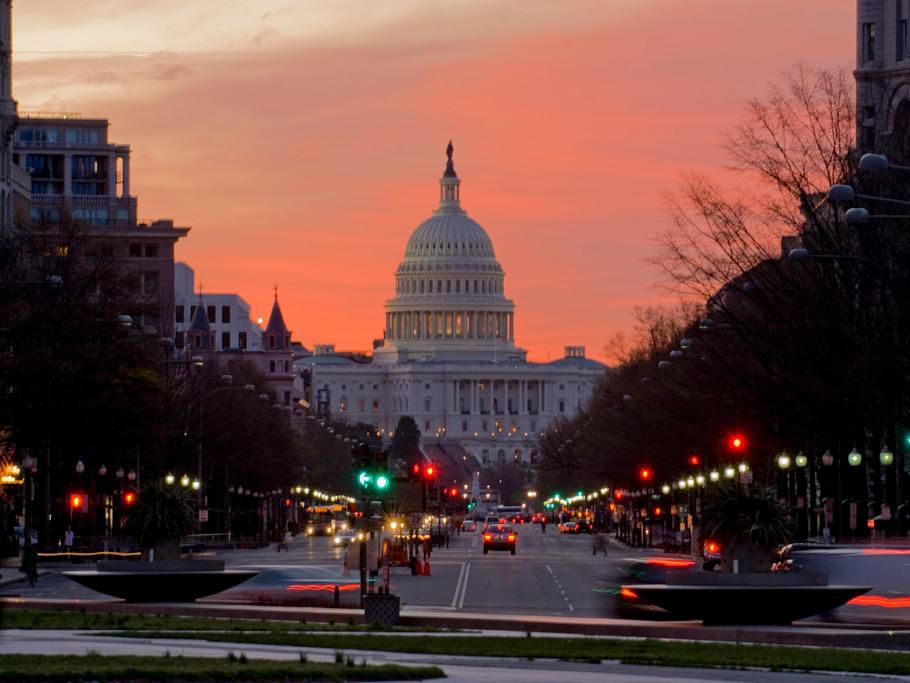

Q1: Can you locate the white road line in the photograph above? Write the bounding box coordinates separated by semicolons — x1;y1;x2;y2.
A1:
457;562;471;609
450;562;467;609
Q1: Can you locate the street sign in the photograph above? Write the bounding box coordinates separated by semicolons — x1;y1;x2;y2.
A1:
198;509;209;522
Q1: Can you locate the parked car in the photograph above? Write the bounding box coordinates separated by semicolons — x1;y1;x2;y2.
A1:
702;539;721;570
462;520;477;532
483;524;517;555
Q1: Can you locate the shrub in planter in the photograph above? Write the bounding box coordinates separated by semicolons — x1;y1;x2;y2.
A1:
123;483;196;561
700;483;793;572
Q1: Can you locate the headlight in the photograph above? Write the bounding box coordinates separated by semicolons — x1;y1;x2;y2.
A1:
341;523;348;530
333;536;342;545
306;527;314;535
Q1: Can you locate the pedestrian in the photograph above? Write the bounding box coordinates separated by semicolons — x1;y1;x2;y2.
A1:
21;544;38;586
592;531;608;556
64;526;74;558
541;519;547;534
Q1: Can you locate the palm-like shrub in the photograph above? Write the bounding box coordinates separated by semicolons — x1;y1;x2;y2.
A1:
700;483;793;572
123;483;196;559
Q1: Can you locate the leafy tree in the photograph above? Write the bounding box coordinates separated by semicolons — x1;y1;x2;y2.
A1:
123;483;196;560
390;416;421;461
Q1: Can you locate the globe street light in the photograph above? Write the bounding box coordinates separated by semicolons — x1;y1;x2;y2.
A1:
777;453;792;470
880;448;894;466
847;448;863;467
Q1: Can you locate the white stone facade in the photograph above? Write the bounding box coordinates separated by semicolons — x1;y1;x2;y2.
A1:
855;0;910;152
305;147;605;466
174;262;263;352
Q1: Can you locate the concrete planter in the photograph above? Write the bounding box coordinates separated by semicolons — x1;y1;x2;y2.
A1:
625;572;870;624
65;559;255;602
364;593;400;626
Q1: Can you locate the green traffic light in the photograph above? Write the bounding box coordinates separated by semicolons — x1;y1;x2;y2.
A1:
357;471;372;487
375;475;389;490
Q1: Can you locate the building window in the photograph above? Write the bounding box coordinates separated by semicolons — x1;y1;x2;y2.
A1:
239;332;247;349
284;391;290;405
425;421;431;432
145;244;158;258
373;384;378;390
340;396;347;412
358;399;365;412
359;384;364;390
424;383;430;389
462;421;468;433
129;243;142;257
175;305;185;324
863;22;876;62
269;360;275;372
495;420;503;432
530;420;536;432
222;305;231;323
221;331;230;349
142;271;158;294
900;18;908;61
424;397;432;411
206;305;216;323
559;400;565;413
372;400;379;411
482;421;488;432
175;331;185;349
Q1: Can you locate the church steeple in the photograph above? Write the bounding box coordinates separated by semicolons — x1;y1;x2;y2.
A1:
185;290;214;350
264;286;291;350
437;140;464;214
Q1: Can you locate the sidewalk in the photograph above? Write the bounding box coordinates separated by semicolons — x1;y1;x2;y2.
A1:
0;558;50;588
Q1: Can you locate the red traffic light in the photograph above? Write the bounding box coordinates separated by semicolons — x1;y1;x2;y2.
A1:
284;498;292;508
728;434;747;451
449;487;460;497
638;467;653;481
424;465;436;478
122;490;137;507
70;494;82;509
410;463;421;476
687;454;701;466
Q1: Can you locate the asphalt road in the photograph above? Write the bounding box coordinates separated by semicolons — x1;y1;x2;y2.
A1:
0;525;647;618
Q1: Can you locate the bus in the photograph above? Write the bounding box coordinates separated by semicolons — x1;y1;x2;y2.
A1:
304;504;346;536
494;505;527;524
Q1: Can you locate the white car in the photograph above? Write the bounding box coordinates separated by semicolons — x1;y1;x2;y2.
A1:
333;529;362;546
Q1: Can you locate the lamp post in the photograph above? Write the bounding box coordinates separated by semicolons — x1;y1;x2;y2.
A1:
20;454;35;552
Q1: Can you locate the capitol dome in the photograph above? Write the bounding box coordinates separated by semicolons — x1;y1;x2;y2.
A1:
375;142;525;364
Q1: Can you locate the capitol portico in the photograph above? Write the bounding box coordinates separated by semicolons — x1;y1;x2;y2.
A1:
302;143;605;472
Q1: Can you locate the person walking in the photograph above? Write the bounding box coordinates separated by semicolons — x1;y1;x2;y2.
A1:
592;530;608;556
21;544;38;586
64;526;74;559
541;518;547;534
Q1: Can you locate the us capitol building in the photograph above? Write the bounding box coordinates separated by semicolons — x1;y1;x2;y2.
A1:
304;144;605;471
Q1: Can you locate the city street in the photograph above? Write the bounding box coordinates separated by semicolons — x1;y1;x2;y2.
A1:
1;525;646;618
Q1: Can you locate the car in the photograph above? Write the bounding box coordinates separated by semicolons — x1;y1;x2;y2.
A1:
531;513;546;524
14;527;38;546
559;519;591;534
483;524;517;555
702;539;721;570
482;515;506;530
462;520;477;532
332;529;362;547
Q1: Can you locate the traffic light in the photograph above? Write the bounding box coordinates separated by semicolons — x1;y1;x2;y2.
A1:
375;450;389;490
284;498;292;508
638;467;653;482
424;464;436;479
728;433;747;452
70;492;88;513
351;442;373;489
448;487;459;497
122;489;137;507
687;454;701;467
467;499;477;510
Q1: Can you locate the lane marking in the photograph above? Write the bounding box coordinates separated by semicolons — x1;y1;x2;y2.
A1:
450;562;467;609
545;563;574;613
457;562;471;609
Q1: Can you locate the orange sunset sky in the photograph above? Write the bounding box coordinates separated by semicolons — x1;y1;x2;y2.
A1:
14;1;853;363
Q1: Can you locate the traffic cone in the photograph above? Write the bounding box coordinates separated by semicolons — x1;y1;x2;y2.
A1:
415;558;423;576
423;559;431;576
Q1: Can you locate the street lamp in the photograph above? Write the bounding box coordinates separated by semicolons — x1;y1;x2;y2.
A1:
165;473;175;485
847;448;863;467
879;448;895;466
777;453;791;470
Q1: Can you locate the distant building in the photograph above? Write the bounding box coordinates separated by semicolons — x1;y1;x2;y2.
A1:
13;115;188;338
0;1;23;233
855;0;910;155
174;262;262;352
305;145;606;478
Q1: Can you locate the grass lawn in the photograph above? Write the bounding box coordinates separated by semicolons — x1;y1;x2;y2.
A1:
0;654;444;681
0;608;433;632
105;630;910;676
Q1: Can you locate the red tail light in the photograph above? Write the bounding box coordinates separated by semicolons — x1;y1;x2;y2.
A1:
507;535;515;542
483;534;492;541
620;587;639;600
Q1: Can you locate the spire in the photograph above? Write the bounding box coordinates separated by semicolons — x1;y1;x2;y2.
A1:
264;287;291;350
437;140;463;213
188;292;211;333
185;290;214;351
